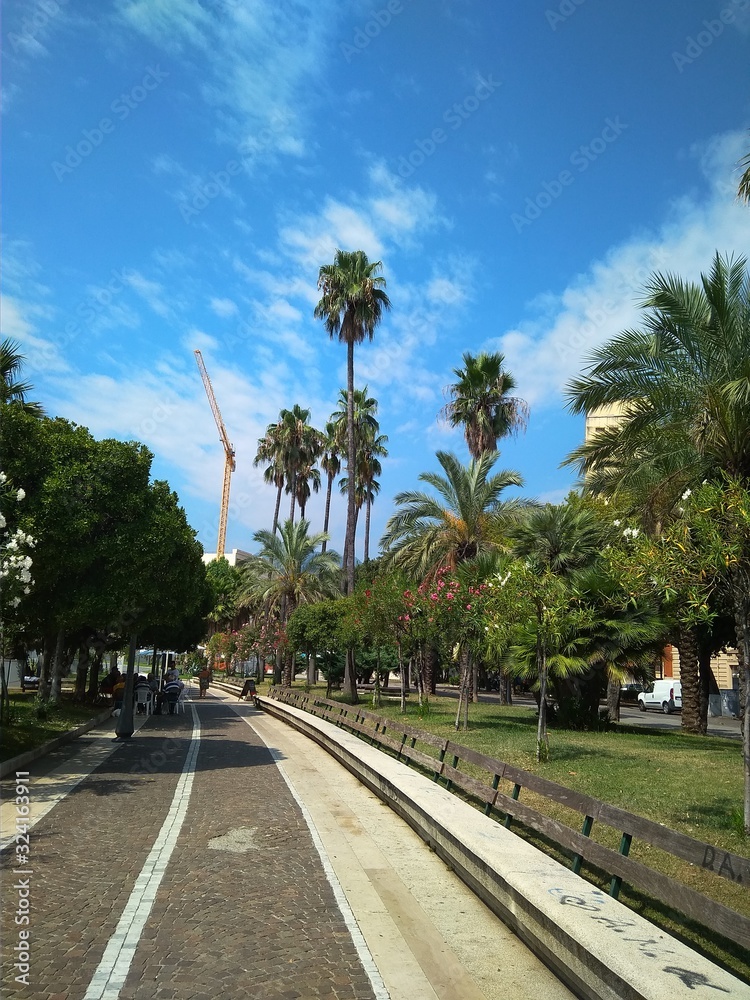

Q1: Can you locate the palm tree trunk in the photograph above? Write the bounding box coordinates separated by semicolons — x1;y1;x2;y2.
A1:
345;339;356;595
289;474;297;524
322;472;333;553
364;496;371;563
606;675;621;722
343;647;358;703
678;624;701;734
273;482;283;534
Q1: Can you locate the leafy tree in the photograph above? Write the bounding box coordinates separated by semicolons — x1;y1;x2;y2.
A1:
254;419;287;534
441;350;528;459
286;598;350;695
315;250;391;595
205;557;242;634
380;450;525;578
238;519;341;686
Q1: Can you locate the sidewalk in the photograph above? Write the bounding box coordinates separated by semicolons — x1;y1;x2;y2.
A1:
0;691;572;1000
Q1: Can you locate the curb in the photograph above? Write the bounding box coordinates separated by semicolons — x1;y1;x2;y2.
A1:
0;708;114;779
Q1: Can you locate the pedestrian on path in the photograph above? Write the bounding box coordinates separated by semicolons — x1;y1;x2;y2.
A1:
198;665;210;698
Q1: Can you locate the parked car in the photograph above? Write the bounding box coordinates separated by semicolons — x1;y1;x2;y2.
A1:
638;680;682;714
619;683;644;704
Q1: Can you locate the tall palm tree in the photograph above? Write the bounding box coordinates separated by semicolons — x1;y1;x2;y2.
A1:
331;386;382;568
1;338;44;416
278;405;321;524
320;421;341;554
442;351;528;459
254;420;286;534
315;250;391;594
295;462;321;521
237;518;341;686
380;450;525;578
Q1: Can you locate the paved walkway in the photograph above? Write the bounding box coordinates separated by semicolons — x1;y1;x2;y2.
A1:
0;689;572;1000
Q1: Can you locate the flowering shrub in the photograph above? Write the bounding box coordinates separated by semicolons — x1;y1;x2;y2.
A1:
0;471;35;617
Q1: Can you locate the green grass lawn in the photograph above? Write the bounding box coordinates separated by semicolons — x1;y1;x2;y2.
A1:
281;682;750;980
0;691;107;761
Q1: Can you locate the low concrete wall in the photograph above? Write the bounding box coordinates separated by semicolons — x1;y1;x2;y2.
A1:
260;696;749;1000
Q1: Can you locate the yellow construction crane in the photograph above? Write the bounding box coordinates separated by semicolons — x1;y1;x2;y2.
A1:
194;349;236;559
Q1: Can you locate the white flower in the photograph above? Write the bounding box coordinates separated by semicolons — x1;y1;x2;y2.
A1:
0;472;7;484
10;597;20;608
681;489;692;501
0;514;5;529
613;519;621;527
16;488;25;501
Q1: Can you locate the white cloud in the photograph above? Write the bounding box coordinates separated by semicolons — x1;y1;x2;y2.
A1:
123;270;174;318
490;129;750;411
210;297;239;318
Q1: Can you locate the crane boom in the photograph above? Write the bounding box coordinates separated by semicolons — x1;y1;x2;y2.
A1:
194;349;236;559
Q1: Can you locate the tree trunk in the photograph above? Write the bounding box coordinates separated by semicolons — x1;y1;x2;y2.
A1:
399;646;406;714
343;647;358;703
49;628;66;704
455;645;471;730
322;472;333;553
471;656;479;703
364;497;371;563
373;648;381;709
75;642;90;701
88;647;103;700
698;646;712;736
678;624;701;734
289;474;297;525
606;676;621;722
424;641;437;696
345;339;356;595
283;649;293;687
39;631;56;701
273;482;283;534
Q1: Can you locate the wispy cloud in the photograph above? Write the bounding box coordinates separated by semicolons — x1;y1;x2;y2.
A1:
488;130;750;411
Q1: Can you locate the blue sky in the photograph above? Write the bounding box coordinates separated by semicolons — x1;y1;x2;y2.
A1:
3;0;749;559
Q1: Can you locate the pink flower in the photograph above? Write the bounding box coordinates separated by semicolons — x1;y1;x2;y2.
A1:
446;592;454;600
430;593;438;601
466;604;472;610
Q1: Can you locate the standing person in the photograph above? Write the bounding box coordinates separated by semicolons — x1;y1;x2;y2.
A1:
198;665;210;698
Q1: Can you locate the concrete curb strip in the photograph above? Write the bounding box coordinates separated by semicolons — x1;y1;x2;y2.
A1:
260;696;749;1000
0;708;113;779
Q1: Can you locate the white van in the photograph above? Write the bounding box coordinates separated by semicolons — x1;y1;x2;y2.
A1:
638;680;682;714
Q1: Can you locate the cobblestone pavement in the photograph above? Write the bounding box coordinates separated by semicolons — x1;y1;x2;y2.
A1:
1;699;378;1000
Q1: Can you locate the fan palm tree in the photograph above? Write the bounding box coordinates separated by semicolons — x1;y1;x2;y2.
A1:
320;421;341;554
254;423;286;534
295;462;321;521
380;450;525;578
278;405;321;524
1;338;44;416
442;351;528;459
315;251;391;594
237;518;341;686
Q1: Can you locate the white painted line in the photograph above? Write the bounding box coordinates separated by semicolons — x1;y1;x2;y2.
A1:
233;702;391;1000
83;704;201;1000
